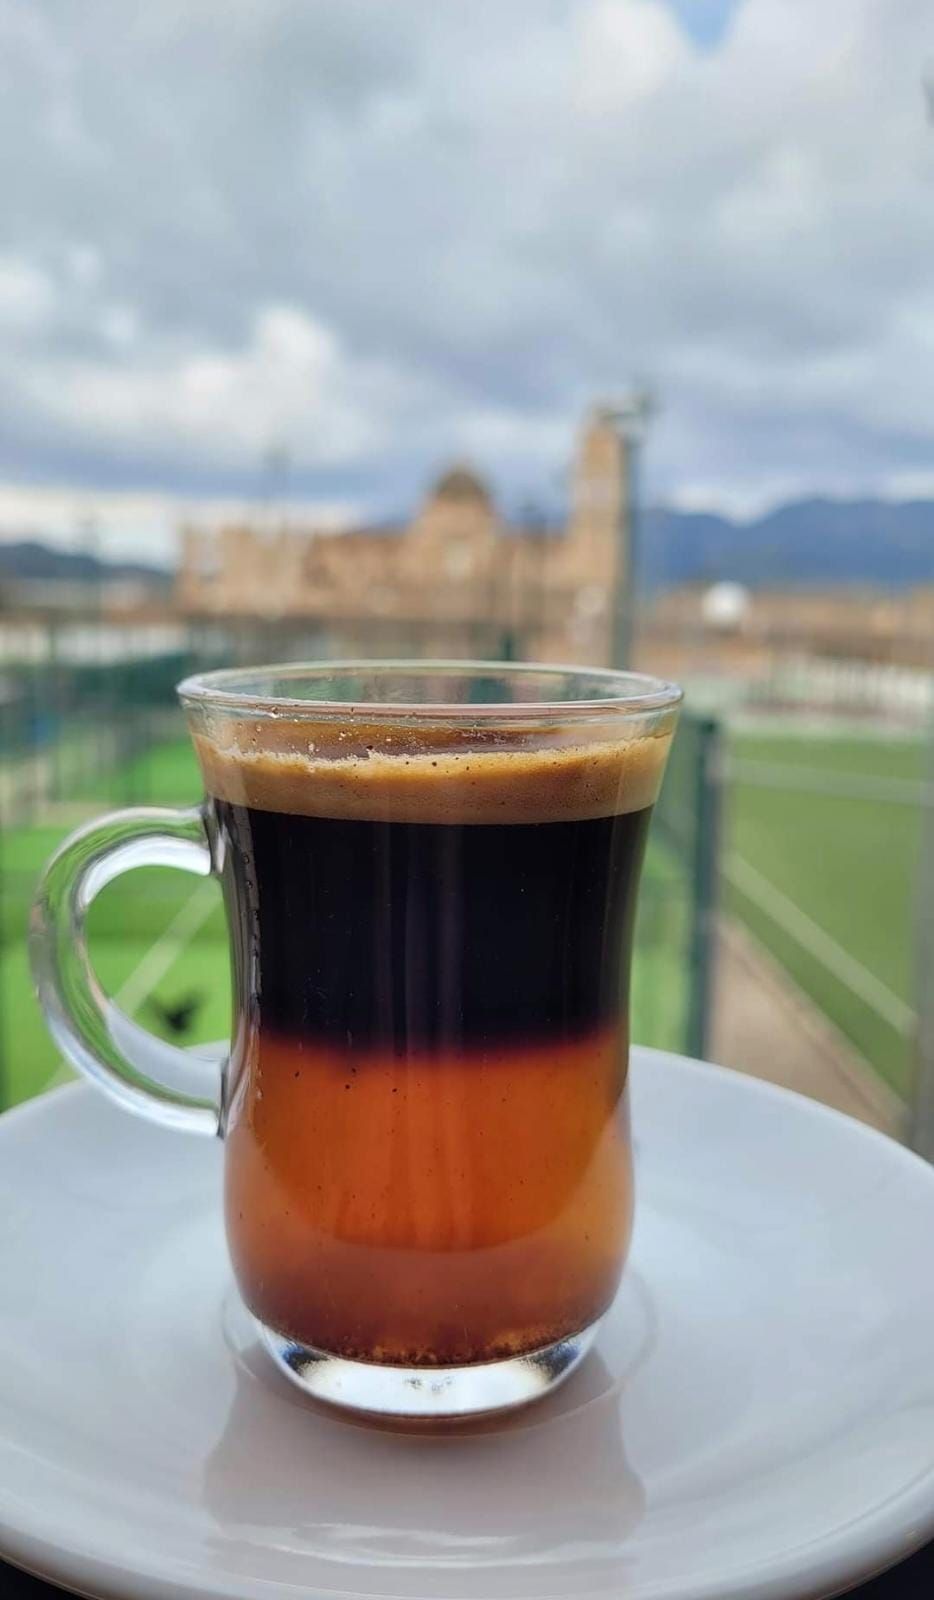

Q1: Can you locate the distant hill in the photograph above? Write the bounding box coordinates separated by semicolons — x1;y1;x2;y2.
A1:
640;499;934;590
0;540;170;586
1;496;932;595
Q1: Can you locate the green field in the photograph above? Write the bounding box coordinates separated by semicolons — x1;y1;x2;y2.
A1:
0;738;229;1106
727;727;922;1096
4;725;922;1110
0;736;691;1108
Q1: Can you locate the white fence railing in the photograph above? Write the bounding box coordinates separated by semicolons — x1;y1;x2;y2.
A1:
752;655;934;722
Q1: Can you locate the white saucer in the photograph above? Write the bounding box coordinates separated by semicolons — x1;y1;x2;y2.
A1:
3;1048;934;1600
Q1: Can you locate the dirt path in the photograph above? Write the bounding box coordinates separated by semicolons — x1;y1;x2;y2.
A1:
711;915;903;1137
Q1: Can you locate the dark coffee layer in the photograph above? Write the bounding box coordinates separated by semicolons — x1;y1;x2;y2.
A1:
216;802;651;1051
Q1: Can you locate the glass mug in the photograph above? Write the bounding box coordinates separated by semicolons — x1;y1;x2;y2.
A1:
31;662;680;1419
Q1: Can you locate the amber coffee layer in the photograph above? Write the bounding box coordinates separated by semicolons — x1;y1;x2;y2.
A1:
204;728;669;1365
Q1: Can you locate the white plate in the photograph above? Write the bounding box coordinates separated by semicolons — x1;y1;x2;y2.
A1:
2;1048;934;1600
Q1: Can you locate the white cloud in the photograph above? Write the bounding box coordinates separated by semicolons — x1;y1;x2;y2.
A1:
17;302;425;469
99;304;139;348
0;0;931;550
67;243;103;290
574;0;686;107
0;481;359;565
0;256;55;334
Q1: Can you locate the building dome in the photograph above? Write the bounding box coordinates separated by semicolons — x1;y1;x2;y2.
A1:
430;463;492;506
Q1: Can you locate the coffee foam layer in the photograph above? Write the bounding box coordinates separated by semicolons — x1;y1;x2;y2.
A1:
195;720;671;824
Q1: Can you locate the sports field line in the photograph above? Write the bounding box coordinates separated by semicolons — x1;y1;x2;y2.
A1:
730;712;929;743
725;854;916;1038
113;880;219;1017
727;760;932;807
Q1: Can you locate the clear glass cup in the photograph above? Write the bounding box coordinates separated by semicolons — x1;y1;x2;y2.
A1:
31;661;681;1419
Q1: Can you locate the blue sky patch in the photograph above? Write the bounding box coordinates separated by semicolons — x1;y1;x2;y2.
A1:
660;0;743;49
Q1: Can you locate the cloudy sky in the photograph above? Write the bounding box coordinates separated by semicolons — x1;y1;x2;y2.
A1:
1;0;932;561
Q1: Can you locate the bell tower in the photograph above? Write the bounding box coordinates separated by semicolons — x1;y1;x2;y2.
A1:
567;405;629;586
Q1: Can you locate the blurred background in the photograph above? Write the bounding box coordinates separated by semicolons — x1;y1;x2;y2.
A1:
0;0;931;1150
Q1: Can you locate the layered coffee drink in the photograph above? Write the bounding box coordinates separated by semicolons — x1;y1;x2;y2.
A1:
198;723;670;1368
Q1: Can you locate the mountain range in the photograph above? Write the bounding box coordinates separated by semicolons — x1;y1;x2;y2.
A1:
639;498;934;590
0;495;931;592
0;540;171;586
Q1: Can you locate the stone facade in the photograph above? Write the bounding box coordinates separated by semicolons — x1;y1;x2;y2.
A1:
639;584;934;674
176;408;629;666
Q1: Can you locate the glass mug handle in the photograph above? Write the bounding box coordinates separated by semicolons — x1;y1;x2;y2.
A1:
29;805;224;1136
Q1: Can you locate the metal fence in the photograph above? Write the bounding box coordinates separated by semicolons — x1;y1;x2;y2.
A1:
909;720;934;1159
649;709;722;1058
749;654;933;725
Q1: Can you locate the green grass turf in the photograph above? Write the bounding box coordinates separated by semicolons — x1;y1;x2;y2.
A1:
112;737;203;806
0;734;225;1106
0;936;231;1108
727;728;922;1096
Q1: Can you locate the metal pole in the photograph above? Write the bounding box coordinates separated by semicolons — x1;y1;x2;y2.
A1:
612;430;636;670
685;715;723;1059
908;713;934;1158
913;74;934;1148
608;391;653;670
0;761;6;1111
